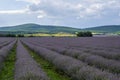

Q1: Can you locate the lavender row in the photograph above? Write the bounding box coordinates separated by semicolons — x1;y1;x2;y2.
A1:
22;37;120;50
22;39;120;74
42;45;120;74
22;40;120;80
42;43;120;61
14;41;49;80
41;44;120;61
0;40;16;71
69;46;120;60
0;38;15;46
23;38;120;61
0;40;14;49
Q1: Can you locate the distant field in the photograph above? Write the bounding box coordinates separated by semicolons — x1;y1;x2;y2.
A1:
0;37;120;80
25;33;76;37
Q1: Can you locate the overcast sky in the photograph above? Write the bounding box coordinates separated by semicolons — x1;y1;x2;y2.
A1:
0;0;120;28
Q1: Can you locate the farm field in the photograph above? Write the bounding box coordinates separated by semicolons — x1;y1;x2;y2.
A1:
0;37;120;80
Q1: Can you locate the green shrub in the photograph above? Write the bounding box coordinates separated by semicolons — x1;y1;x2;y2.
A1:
76;31;93;37
17;34;24;37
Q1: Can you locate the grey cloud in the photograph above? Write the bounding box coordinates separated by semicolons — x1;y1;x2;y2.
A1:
27;0;120;19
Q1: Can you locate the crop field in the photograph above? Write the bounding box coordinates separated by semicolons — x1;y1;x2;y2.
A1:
0;37;120;80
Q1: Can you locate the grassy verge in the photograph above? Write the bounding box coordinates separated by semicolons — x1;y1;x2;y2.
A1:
24;45;71;80
0;44;16;80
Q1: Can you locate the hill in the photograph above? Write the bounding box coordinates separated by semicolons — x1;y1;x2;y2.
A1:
84;25;120;33
0;23;80;34
0;24;120;35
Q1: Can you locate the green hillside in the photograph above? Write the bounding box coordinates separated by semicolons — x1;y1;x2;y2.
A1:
0;23;80;34
84;25;120;33
0;24;120;34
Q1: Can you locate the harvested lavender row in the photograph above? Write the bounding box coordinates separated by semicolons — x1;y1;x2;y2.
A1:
22;40;120;74
0;40;16;70
14;41;49;80
22;40;120;80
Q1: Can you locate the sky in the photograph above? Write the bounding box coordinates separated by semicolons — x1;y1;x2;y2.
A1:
0;0;120;28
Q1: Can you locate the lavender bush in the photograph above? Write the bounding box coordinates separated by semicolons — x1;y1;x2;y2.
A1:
14;41;49;80
22;40;120;80
48;47;120;74
0;39;16;71
22;39;120;74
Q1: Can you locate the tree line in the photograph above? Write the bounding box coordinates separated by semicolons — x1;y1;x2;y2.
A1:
0;31;93;37
0;34;24;37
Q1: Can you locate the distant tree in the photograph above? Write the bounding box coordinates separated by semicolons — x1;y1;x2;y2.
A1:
76;31;93;37
0;34;16;37
51;35;55;37
6;34;16;37
0;34;5;37
17;34;24;37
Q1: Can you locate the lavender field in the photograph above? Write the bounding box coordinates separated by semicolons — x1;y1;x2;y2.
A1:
0;37;120;80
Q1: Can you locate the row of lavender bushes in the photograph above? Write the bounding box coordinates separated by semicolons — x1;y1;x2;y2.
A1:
44;45;120;74
22;39;120;74
68;47;120;60
21;37;120;50
21;40;120;80
21;38;120;60
0;39;15;49
14;41;49;80
0;39;16;71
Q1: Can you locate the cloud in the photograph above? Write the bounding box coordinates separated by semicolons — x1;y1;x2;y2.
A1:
24;0;120;19
16;0;41;5
0;9;27;14
37;11;46;18
3;0;120;20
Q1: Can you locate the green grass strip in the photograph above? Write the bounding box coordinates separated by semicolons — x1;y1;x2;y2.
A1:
25;45;71;80
0;44;16;80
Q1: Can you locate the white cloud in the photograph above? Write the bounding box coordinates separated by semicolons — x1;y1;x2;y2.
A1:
16;0;41;5
15;0;120;19
37;11;46;18
2;0;120;20
37;15;44;18
78;3;104;18
0;9;27;14
26;0;119;19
